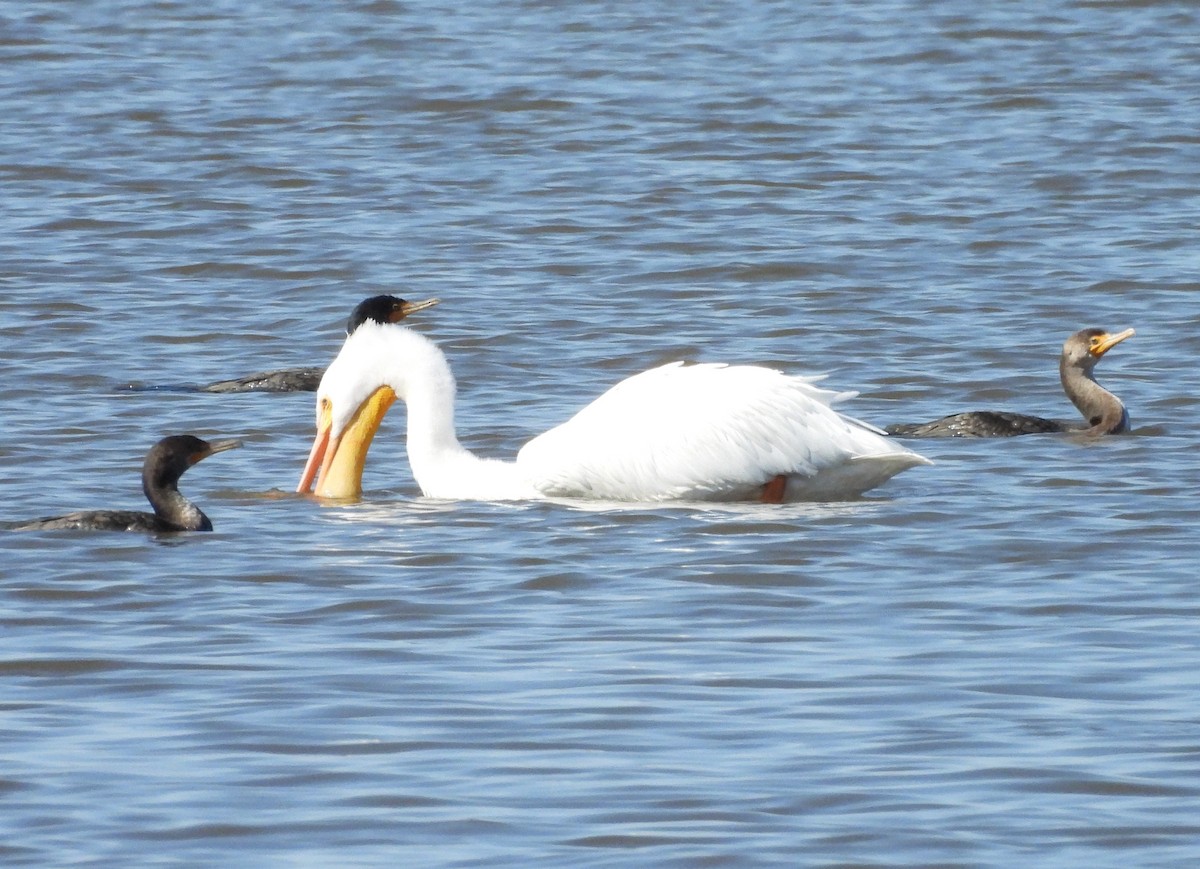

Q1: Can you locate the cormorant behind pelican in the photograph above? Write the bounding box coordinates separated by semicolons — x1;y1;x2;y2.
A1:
886;327;1134;438
10;435;242;532
197;296;440;393
198;368;325;394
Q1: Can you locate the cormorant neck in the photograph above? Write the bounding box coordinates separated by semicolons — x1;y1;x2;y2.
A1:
1060;358;1128;435
143;476;210;531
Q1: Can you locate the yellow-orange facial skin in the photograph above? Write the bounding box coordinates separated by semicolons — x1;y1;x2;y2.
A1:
1090;328;1135;358
297;386;396;499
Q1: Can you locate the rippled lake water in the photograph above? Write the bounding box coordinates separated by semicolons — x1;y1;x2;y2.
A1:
2;1;1199;865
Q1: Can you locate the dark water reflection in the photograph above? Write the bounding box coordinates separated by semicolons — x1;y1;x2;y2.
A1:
2;0;1199;865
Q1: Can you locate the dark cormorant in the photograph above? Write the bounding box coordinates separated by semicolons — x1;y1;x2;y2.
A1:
197;296;440;393
10;435;242;532
886;327;1134;438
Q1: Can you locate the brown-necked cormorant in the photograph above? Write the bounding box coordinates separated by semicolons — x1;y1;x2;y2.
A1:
886;327;1134;438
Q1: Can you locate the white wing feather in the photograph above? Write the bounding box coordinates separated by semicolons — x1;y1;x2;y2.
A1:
517;362;926;501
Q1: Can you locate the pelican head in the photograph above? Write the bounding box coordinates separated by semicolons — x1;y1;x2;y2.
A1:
297;317;447;499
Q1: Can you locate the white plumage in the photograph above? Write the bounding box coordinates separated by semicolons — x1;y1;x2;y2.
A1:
298;322;930;503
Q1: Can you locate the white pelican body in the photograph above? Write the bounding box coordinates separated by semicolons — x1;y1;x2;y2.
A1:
298;323;930;503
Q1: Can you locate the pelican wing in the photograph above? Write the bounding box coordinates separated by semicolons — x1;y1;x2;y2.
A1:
517;362;916;501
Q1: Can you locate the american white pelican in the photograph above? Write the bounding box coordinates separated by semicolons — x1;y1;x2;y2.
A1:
887;327;1135;438
297;317;930;503
11;435;242;532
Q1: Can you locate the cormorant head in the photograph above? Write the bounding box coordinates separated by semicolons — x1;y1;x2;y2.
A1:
346;295;440;335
